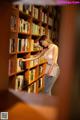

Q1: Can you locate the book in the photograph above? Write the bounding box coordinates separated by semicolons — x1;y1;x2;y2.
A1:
30;39;34;51
32;6;39;19
23;5;32;15
17;38;28;52
19;18;30;33
32;23;40;35
9;38;15;53
38;77;43;88
42;12;44;22
15;75;24;90
29;55;34;67
44;13;47;23
28;82;36;93
39;66;43;75
19;4;23;11
41;12;47;23
29;69;35;83
17;58;24;72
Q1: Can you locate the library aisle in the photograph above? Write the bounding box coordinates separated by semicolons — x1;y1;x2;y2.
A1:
9;4;60;95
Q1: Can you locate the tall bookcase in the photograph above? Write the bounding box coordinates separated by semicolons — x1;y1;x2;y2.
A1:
8;5;55;94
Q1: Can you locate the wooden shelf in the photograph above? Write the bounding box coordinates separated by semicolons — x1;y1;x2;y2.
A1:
41;22;47;27
38;73;45;79
28;79;37;85
10;29;17;33
19;11;31;20
48;25;53;29
9;52;16;55
32;17;40;24
27;64;38;70
42;7;48;13
18;32;30;36
31;50;42;53
17;51;29;54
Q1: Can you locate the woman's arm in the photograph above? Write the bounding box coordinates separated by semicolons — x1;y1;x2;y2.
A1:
22;49;46;62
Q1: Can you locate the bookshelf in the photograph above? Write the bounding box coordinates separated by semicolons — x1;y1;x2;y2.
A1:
9;5;56;93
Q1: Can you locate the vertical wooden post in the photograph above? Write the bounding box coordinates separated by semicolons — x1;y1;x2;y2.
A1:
0;2;11;91
58;5;76;120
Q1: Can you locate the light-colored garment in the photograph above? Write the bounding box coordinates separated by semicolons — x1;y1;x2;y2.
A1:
44;44;60;78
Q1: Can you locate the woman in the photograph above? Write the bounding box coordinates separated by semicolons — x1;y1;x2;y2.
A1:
22;35;60;95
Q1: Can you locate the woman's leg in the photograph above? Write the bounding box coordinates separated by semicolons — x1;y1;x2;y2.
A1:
44;75;56;95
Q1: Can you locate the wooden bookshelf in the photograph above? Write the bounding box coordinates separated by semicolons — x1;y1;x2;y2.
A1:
8;5;56;93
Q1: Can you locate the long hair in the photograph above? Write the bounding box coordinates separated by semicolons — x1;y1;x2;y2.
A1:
39;35;47;47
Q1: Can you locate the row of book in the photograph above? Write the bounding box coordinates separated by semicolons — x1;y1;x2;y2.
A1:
32;23;40;35
14;75;43;92
17;38;29;52
17;38;42;52
9;57;46;75
19;18;52;35
32;6;39;19
19;5;32;15
28;77;43;93
19;18;30;33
